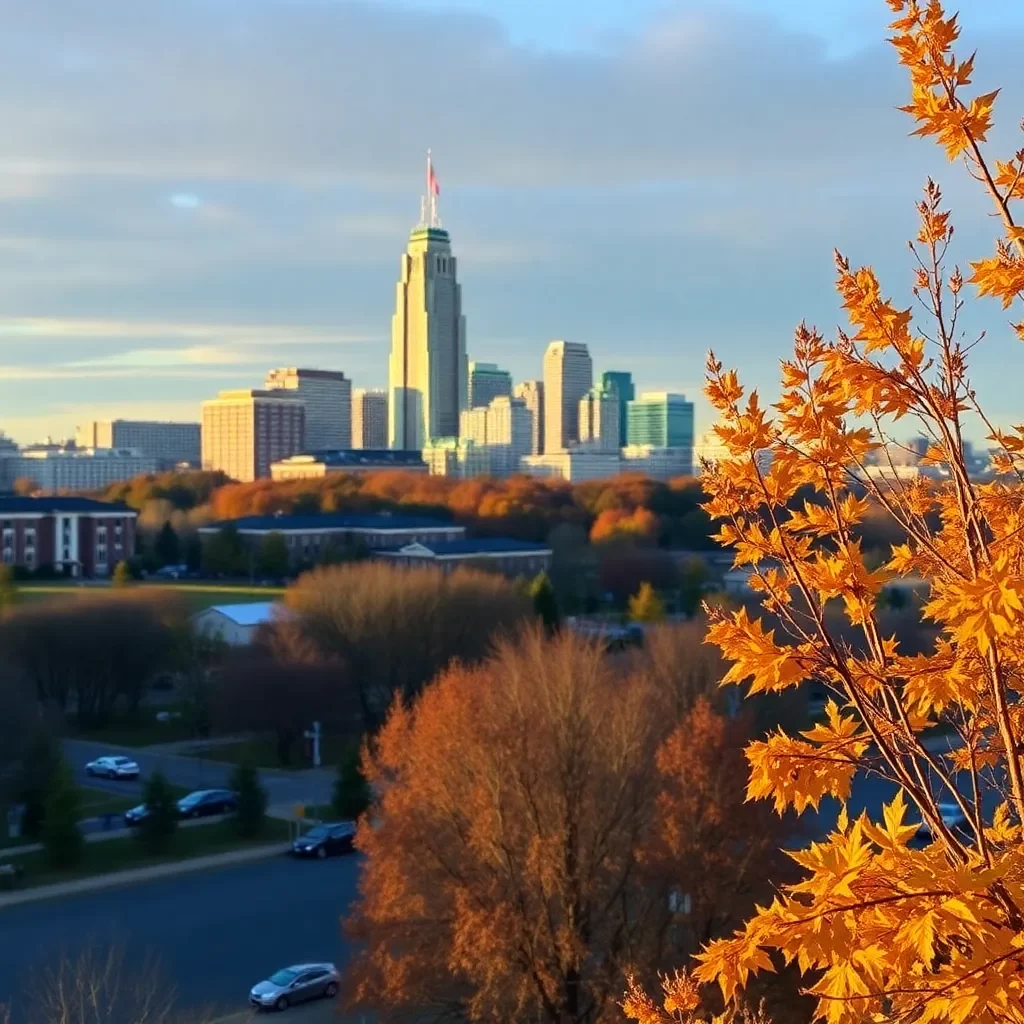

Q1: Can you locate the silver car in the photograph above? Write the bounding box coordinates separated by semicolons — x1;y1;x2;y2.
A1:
248;963;339;1011
85;755;140;779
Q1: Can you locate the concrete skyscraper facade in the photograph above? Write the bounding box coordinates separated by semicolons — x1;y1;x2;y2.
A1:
201;389;305;482
543;341;592;454
75;420;201;468
388;155;467;450
514;380;544;455
265;368;351;451
600;371;635;450
352;389;388;449
578;386;621;451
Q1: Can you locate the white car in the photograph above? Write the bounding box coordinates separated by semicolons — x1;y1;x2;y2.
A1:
248;963;340;1011
85;755;140;780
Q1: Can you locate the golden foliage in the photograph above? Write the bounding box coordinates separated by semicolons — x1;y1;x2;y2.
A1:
625;3;1024;1022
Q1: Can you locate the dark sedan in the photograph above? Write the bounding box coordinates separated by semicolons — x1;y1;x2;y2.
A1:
291;822;356;859
176;789;238;819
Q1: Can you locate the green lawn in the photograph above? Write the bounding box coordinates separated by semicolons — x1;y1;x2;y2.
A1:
69;702;201;747
13;581;285;614
0;817;290;890
182;735;354;771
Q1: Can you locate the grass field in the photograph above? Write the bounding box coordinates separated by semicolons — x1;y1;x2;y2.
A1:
12;582;286;614
0;817;290;889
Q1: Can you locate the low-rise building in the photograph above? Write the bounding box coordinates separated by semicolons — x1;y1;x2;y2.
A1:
9;447;158;492
75;420;201;469
422;437;490;478
0;496;137;577
198;512;465;568
270;449;427;480
377;537;552;577
192;601;280;646
620;445;693;479
521;450;621;482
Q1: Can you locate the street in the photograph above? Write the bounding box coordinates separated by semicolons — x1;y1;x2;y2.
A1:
64;738;336;814
0;852;360;1020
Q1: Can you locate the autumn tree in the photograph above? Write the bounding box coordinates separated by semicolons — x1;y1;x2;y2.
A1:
0;563;16;613
630;581;666;623
627;4;1024;1022
528;570;561;632
285;561;530;728
111;560;132;588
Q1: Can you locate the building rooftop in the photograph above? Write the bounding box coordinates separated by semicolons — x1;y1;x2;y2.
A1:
0;496;135;514
275;450;426;468
200;512;462;533
200;602;280;627
399;538;552;556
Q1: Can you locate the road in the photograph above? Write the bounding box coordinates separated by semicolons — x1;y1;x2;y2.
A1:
0;853;361;1021
65;738;335;814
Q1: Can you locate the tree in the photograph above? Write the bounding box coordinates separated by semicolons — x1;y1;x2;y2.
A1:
627;6;1024;1022
344;628;673;1022
212;622;355;765
137;771;178;853
331;744;370;820
230;760;267;838
256;531;289;580
527;571;560;632
629;581;666;623
42;758;83;869
201;524;245;576
12;727;58;841
286;562;530;729
111;561;132;588
154;521;180;567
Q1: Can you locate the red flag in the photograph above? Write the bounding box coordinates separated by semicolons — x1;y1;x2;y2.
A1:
429;162;440;196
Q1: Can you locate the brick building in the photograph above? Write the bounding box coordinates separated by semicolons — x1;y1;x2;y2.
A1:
0;496;137;577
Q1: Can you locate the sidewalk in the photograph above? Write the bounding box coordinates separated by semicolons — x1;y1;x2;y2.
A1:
0;841;290;910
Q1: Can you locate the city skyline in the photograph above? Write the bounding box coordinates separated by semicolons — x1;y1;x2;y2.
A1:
0;0;1022;445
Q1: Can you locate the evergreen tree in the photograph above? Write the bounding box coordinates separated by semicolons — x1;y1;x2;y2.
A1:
154;521;180;567
332;744;371;820
202;525;245;577
527;572;560;633
256;531;290;580
18;730;59;839
628;581;666;624
137;770;178;853
230;760;268;838
111;560;133;588
42;758;83;869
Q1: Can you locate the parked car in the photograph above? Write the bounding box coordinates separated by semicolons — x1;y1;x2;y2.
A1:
914;802;972;844
85;756;140;780
248;963;339;1011
123;802;151;826
290;822;356;859
176;789;238;819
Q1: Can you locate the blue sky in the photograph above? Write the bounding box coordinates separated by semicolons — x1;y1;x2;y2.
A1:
0;0;1022;444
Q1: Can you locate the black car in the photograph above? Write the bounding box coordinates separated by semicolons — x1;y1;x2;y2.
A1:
176;789;238;819
123;802;152;827
291;822;356;859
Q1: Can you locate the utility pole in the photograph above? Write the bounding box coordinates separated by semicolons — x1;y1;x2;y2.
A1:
304;720;321;768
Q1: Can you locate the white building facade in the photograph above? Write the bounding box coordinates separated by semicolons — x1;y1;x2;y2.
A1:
75;420;201;468
352;389;388;449
513;380;544;455
543;341;592;454
521;450;620;482
10;448;159;492
265;367;351;451
578;387;621;451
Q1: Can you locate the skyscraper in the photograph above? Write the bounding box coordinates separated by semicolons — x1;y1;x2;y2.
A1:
468;361;513;408
514;380;544;455
600;371;635;449
201;389;305;482
352;389;388;449
543;341;592;454
388;154;468;450
265;367;351;451
626;392;695;449
578;386;620;451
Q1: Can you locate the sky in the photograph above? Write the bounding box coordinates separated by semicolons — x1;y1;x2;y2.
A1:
0;0;1023;444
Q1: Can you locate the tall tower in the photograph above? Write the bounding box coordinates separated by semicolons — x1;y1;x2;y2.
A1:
514;380;544;455
543;341;592;454
388;153;468;450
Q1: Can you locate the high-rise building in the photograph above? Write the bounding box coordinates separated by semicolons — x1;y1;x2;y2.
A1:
457;396;532;477
578;387;621;451
543;340;592;454
201;389;305;482
459;406;490;447
75;420;201;469
388;156;468;450
264;367;351;451
468;361;513;409
600;371;635;448
626;392;694;449
514;380;544;455
352;389;388;450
